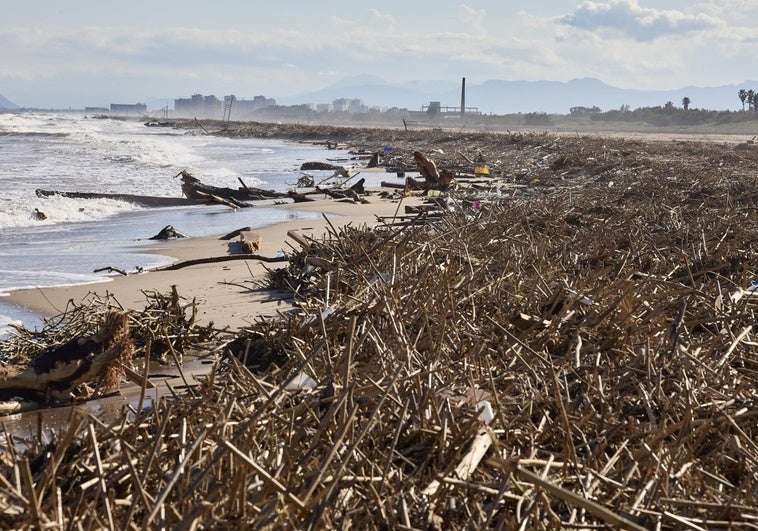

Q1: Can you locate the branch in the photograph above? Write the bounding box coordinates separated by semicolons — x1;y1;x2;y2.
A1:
159;254;287;271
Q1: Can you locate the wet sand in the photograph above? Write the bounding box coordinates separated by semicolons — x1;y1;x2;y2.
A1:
5;195;416;330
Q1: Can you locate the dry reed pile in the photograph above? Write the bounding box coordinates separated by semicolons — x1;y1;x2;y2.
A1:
1;136;757;529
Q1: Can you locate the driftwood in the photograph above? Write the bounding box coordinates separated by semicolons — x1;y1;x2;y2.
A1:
219;226;253;240
193;190;247;209
0;311;133;402
176;170;283;204
35;189;200;207
287;190;316;202
93;266;127;276
412;151;456;192
413;150;439;184
159;253;287;271
149;225;189;240
300;161;344;171
316;177;367;202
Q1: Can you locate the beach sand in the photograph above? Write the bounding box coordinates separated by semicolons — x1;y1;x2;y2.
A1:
5;194;418;331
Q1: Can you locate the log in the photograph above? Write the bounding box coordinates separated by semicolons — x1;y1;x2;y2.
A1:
300;162;344;171
287;190;315;202
177;170;269;204
35;189;200;207
219;226;253;241
193;190;246;210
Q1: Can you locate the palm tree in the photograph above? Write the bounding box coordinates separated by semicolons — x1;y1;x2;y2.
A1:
682;97;691;110
749;89;756;112
739;89;748;111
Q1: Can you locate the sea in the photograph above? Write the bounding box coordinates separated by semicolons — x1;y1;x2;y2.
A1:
0;112;378;335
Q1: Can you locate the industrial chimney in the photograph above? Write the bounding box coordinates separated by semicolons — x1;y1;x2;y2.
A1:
460;77;466;117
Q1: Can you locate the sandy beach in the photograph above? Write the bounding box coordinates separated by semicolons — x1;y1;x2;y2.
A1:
5;193;418;331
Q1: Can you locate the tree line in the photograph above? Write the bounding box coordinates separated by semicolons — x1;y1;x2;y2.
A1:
738;89;758;112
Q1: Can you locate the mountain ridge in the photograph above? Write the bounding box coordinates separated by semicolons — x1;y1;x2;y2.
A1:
279;77;758;114
0;93;18;109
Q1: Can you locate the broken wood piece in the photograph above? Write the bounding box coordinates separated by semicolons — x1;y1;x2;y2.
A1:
194;190;242;210
422;429;493;497
93;266;128;276
414;151;440;184
219;226;252;241
510;312;551;331
122;364;156;389
239;231;262;254
287;190;315;202
287;230;311;249
306;256;338;272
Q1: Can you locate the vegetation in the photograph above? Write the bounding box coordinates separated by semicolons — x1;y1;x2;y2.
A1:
591;105;757;127
737;88;758;112
523;112;553;126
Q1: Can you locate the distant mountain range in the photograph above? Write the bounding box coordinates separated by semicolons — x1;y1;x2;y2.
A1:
5;78;757;114
0;93;18;109
279;76;758;114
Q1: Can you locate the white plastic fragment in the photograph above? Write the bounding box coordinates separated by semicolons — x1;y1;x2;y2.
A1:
476;400;494;425
285;372;318;391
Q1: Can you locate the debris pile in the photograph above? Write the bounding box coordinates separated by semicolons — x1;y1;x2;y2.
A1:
2;145;756;528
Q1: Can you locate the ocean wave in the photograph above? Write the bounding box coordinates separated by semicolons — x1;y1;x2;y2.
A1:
0;269;112;294
0;194;143;230
0;131;71;138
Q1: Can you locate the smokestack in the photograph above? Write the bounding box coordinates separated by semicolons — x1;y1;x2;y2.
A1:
460;77;466;117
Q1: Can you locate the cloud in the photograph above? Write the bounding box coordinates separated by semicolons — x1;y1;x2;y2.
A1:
368;9;396;28
558;0;722;41
460;5;486;32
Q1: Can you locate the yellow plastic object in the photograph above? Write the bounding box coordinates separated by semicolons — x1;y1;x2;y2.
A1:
474;165;489;175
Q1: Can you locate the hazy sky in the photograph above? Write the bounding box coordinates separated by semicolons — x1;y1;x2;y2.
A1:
1;0;756;108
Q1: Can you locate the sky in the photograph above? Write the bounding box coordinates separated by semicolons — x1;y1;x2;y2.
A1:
1;0;757;108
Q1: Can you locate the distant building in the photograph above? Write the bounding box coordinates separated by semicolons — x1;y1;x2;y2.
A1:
227;95;276;118
174;94;223;118
110;103;147;115
332;98;366;113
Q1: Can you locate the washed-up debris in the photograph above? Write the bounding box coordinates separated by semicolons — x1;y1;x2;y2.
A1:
0;128;756;529
0;288;220;414
149;224;188;240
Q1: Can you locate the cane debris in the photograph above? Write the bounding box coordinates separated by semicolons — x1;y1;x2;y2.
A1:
1;127;756;529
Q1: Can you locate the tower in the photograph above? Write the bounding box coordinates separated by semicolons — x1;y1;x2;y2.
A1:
461;77;466;117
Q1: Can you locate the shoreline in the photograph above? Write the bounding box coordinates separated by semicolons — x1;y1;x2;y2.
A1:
4;194;415;331
4;120;756;333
